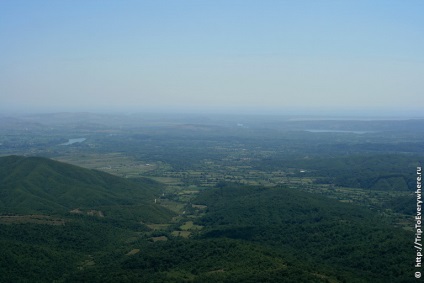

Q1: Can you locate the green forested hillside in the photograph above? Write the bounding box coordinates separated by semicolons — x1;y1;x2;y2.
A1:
0;156;177;282
69;238;325;283
0;155;173;223
68;183;415;282
193;184;414;282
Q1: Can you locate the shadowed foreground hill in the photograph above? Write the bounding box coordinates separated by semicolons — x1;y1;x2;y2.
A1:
191;184;415;282
0;156;165;215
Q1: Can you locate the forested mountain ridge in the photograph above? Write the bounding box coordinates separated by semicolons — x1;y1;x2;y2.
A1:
0;155;172;219
0;155;177;282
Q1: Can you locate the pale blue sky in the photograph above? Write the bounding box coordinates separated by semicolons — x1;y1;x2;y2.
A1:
1;0;423;115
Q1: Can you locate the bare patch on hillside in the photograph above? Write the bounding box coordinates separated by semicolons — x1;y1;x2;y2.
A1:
70;208;104;217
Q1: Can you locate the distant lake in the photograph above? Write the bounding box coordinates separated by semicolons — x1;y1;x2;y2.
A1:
305;130;370;134
61;138;86;145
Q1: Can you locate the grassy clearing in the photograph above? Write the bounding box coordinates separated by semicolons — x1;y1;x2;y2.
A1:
192;204;207;209
126;249;140;256
148;176;182;186
171;231;191;238
180;221;203;231
159;200;185;214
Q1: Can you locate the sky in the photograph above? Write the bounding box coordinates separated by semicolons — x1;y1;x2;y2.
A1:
0;0;423;116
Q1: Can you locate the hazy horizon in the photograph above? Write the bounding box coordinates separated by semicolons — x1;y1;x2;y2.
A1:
1;1;423;116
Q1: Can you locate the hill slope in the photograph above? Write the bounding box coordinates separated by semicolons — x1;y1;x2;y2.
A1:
192;184;414;282
0;155;174;222
0;155;177;282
